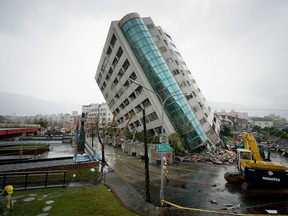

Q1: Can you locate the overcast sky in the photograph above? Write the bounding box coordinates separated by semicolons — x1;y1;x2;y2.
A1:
1;0;288;117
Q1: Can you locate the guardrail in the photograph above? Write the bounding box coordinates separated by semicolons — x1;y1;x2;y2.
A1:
0;170;67;191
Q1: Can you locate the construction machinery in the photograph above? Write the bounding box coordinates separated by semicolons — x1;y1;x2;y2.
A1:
224;132;288;196
114;112;135;147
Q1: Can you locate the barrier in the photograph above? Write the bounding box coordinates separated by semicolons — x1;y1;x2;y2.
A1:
0;170;67;190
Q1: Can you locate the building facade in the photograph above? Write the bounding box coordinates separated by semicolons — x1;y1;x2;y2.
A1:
95;13;220;150
252;118;274;129
81;103;112;124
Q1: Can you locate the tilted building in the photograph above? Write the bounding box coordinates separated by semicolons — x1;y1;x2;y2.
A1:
95;13;220;150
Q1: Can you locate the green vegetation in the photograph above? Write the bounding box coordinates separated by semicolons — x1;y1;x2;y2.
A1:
168;132;184;154
7;185;138;216
66;167;100;182
33;118;48;128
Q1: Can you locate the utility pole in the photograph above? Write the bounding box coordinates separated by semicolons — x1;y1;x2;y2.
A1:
78;113;86;153
96;106;106;182
143;109;151;203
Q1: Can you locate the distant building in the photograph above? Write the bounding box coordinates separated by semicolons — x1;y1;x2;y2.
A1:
217;113;252;132
95;12;220;150
252;118;273;129
82;103;112;124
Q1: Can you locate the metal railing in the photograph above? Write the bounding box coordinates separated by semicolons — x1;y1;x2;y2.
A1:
0;170;67;190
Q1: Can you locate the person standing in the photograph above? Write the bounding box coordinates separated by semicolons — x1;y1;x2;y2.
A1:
0;185;14;215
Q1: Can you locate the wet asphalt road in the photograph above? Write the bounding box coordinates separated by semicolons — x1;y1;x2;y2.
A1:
95;139;288;215
4;138;287;215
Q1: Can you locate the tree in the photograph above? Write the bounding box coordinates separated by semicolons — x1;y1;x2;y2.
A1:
0;115;6;123
220;125;231;137
168;132;184;154
252;125;261;133
33;118;48;128
126;130;158;143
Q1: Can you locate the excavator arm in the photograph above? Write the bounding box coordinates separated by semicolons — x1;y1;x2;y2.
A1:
241;133;263;161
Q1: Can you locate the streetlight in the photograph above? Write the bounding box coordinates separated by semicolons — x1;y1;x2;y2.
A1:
128;78;190;205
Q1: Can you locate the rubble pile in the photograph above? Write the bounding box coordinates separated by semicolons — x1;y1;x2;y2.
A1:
271;137;288;157
175;139;238;165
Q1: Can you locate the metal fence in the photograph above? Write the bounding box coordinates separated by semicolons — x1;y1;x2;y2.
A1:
0;170;67;191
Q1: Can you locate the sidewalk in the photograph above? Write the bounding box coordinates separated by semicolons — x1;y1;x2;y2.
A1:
104;171;165;216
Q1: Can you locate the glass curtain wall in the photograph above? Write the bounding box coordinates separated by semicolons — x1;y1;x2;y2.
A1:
120;17;207;148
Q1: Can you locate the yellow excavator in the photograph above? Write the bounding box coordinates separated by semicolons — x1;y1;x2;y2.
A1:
224;132;288;196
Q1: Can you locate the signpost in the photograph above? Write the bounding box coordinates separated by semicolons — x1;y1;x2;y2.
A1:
156;143;170;206
156;143;170;152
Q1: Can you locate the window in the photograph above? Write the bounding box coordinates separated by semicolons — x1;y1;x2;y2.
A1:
146;24;154;29
110;34;117;48
153;36;160;41
106;46;112;56
148;112;158;121
116;46;123;59
105;74;110;81
129;92;136;101
166;58;173;64
172;69;180;75
112;57;118;68
108;67;113;75
129;72;137;80
170;43;177;48
185;94;193;100
123;99;129;106
135;86;143;95
101;57;108;71
117;68;124;79
164;32;172;40
142;98;151;108
159;46;167;52
135;104;143;113
135;120;141;127
122;59;130;71
199;118;207;125
113;78;119;86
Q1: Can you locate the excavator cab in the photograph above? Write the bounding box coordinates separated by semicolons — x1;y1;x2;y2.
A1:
237;149;252;172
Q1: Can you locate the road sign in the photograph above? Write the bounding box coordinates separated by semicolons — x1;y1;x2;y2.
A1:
156;143;170;152
159;134;168;144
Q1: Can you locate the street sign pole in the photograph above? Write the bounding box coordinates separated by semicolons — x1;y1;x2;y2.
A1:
156;143;170;206
160;151;164;205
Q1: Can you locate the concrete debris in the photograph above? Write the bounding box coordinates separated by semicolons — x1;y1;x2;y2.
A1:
175;135;288;165
227;204;241;210
175;140;238;165
221;204;241;211
209;199;218;204
265;209;278;214
223;204;235;207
